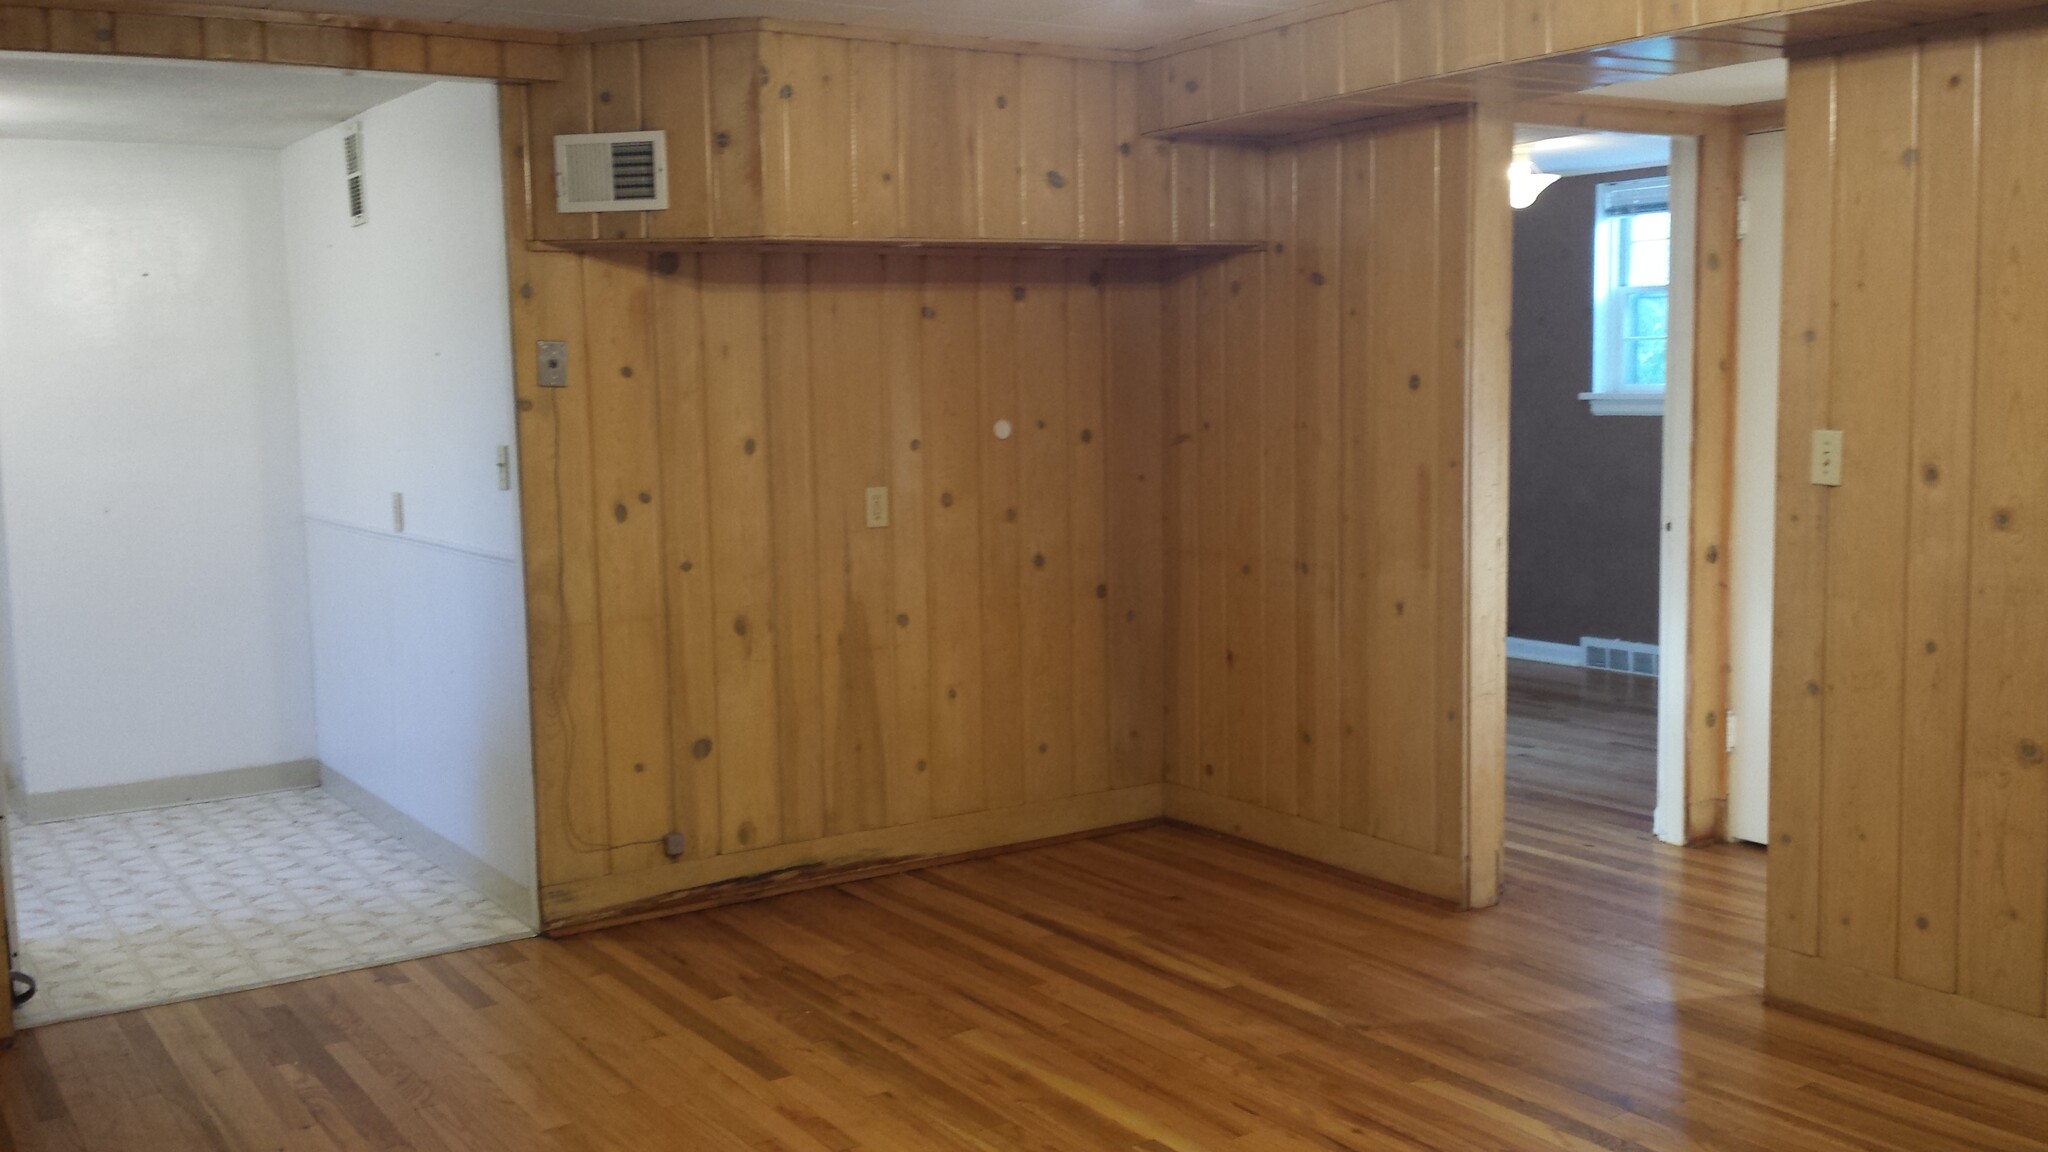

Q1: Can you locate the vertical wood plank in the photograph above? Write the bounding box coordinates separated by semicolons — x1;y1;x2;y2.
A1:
1959;24;2048;1019
0;8;51;52
112;13;202;57
1262;152;1301;817
1117;62;1176;243
1337;135;1375;833
581;256;675;867
850;39;903;238
699;253;784;853
1684;117;1741;842
1016;260;1075;803
1362;121;1441;853
368;31;428;74
1075;60;1119;242
974;54;1024;239
899;45;975;239
590;40;647;241
978;262;1026;806
643;36;715;239
1106;263;1167;791
1224;252;1268;807
1164;264;1203;789
883;257;934;825
1019;55;1081;242
1069;262;1112;796
1195;264;1231;794
1767;55;1835;958
1816;46;1916;976
810;256;892;836
773;34;855;238
708;32;767;237
762;254;827;845
1451;105;1508;903
1295;138;1345;823
922;258;986;814
530;46;595;243
424;36;500;78
650;255;722;861
1896;35;1980;995
501;88;611;886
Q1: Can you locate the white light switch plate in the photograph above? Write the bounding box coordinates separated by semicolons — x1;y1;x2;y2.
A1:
1811;429;1844;487
865;486;890;528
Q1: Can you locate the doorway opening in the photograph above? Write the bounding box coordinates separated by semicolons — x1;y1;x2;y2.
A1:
1506;128;1674;843
1488;58;1788;882
0;52;538;1027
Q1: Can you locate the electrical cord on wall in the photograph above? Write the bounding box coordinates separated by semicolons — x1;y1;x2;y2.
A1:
9;970;32;1008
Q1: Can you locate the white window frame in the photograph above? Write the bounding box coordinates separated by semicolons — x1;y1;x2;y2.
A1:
1582;176;1671;417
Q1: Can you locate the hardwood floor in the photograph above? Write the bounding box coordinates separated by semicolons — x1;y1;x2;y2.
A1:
5;661;2046;1151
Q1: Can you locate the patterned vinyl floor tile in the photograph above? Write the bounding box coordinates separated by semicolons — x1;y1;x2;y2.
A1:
9;789;532;1026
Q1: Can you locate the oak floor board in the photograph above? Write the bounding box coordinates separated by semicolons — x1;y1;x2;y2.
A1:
4;662;2046;1151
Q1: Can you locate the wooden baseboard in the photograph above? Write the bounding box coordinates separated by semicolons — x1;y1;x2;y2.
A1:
540;785;1165;934
1162;785;1466;905
1766;946;2048;1087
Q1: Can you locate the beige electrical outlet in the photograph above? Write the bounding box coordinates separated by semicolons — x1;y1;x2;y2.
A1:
1811;429;1844;487
865;486;890;528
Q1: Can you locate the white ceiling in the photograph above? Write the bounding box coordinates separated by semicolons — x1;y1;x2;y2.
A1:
1514;129;1669;177
207;0;1315;49
1580;57;1788;107
0;52;451;148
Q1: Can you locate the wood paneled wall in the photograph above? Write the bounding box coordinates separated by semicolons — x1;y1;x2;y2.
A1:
1767;25;2048;1080
505;91;1175;929
1135;0;2048;139
522;29;1263;245
1157;109;1509;908
0;1;560;80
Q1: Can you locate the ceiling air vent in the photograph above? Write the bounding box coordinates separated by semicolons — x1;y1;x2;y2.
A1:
342;121;366;227
555;130;669;213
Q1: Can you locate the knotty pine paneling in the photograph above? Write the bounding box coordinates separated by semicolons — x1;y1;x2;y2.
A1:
521;30;1264;246
1159;111;1495;906
1767;26;2048;1081
1137;0;2048;140
0;2;560;78
507;87;1173;926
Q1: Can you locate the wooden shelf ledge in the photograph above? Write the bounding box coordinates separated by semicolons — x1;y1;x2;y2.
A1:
531;236;1266;257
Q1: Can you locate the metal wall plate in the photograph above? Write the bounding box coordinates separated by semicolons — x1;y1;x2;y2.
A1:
538;340;569;388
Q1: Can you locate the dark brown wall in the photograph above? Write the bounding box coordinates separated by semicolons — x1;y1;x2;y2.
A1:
1508;168;1665;646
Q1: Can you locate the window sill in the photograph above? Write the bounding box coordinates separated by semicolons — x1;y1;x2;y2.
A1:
1580;390;1665;417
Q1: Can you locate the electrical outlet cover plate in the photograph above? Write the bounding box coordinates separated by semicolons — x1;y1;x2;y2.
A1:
1811;429;1843;486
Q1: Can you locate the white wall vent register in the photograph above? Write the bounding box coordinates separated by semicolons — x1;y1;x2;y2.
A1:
343;121;366;227
554;130;668;213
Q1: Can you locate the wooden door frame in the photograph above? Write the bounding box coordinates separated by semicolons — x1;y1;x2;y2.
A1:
1467;94;1749;907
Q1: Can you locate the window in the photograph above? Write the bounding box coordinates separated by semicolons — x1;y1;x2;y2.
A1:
1585;177;1670;416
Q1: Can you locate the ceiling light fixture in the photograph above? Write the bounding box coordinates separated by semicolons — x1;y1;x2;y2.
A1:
1508;154;1560;210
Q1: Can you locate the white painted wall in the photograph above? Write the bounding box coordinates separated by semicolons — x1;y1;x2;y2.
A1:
1654;138;1699;845
1727;130;1784;845
0;140;315;797
279;81;536;914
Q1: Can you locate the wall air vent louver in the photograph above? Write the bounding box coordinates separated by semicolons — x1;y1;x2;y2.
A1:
343;121;366;227
554;130;669;213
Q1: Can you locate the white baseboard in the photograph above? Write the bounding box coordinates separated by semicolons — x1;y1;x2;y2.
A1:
18;759;321;823
1506;637;1585;667
319;764;538;930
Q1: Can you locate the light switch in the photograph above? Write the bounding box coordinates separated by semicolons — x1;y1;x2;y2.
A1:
865;486;890;528
497;445;512;491
392;492;406;533
1811;429;1844;487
